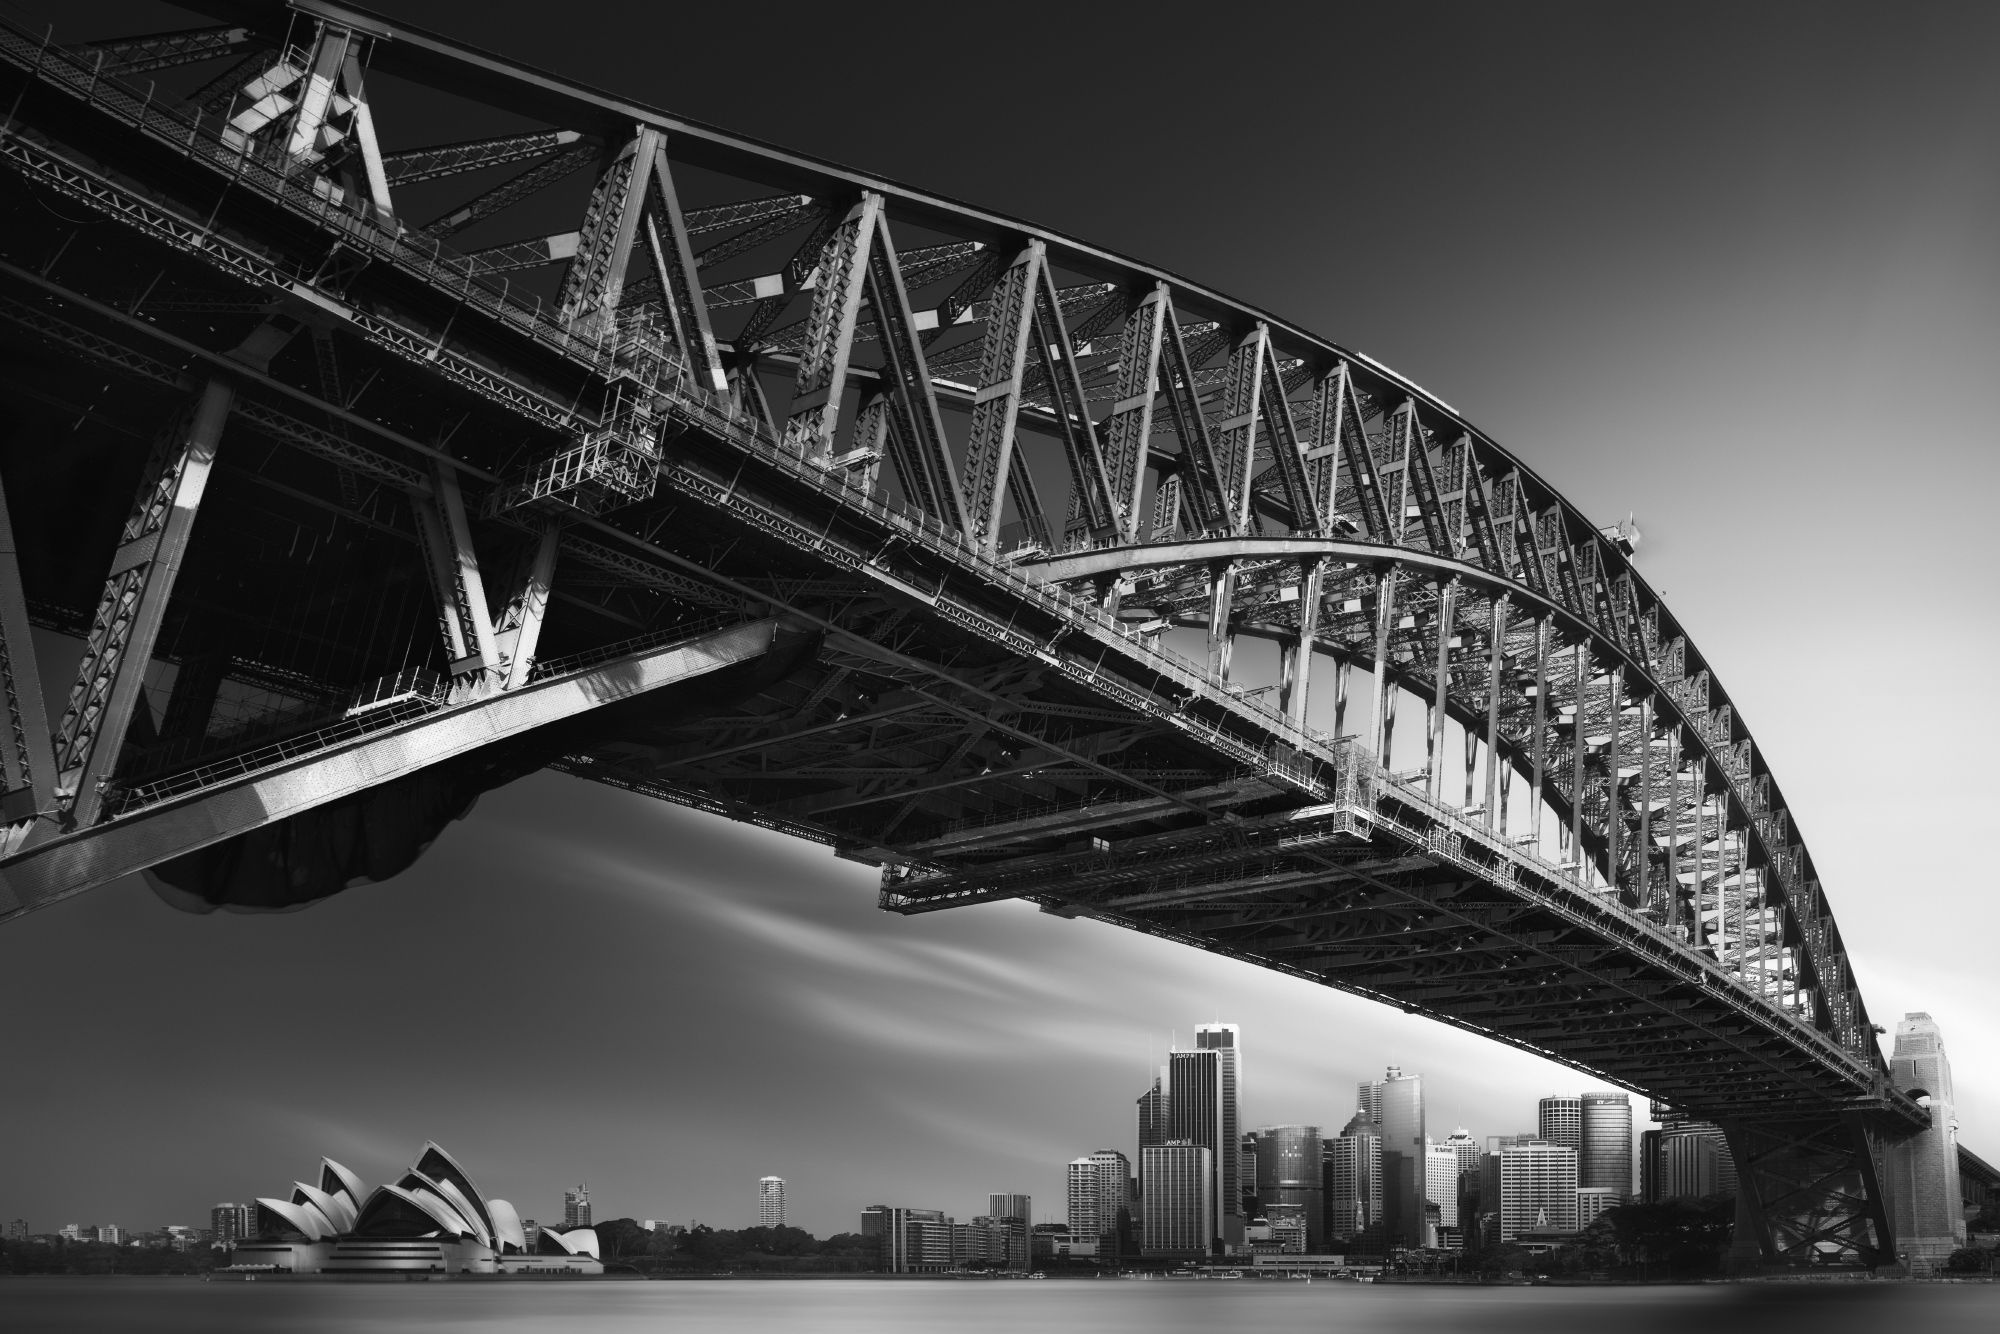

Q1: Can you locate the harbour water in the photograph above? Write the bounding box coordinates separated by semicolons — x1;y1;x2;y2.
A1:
2;1277;1991;1334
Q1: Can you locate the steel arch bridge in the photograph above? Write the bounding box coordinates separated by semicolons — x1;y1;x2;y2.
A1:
0;0;1967;1269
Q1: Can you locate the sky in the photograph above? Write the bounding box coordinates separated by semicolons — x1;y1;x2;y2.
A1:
3;0;1998;1239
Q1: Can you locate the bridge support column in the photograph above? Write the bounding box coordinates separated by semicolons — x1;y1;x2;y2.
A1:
1426;579;1457;801
48;379;236;828
1884;1012;1967;1273
412;459;500;681
1720;1113;1896;1271
0;470;52;831
1280;558;1322;726
1206;562;1236;682
1369;569;1398;765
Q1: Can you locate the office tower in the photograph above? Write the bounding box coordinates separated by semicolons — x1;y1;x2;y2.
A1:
1068;1151;1132;1245
1376;1066;1426;1249
209;1203;254;1248
1137;1075;1169;1150
1356;1080;1382;1126
3;1220;25;1243
564;1185;591;1228
987;1191;1032;1264
1538;1095;1582;1154
1247;1125;1324;1251
98;1224;123;1245
1140;1142;1214;1256
862;1205;950;1273
758;1176;786;1228
1495;1141;1578;1241
1168;1035;1240;1245
1194;1024;1243;1242
1326;1111;1382;1246
1486;1132;1540;1152
1579;1092;1633;1195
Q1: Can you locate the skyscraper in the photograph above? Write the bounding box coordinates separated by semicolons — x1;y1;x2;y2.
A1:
1067;1151;1133;1244
564;1185;591;1228
1579;1092;1633;1195
1194;1024;1243;1244
758;1176;786;1228
1538;1096;1582;1155
1326;1110;1382;1247
1426;1143;1462;1232
1137;1075;1169;1150
1247;1125;1323;1250
1167;1028;1243;1247
1376;1066;1426;1249
1140;1142;1214;1256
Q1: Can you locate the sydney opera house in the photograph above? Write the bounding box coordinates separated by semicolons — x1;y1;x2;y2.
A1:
229;1142;603;1274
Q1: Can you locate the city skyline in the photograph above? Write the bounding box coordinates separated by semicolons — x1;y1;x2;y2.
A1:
2;0;1996;1249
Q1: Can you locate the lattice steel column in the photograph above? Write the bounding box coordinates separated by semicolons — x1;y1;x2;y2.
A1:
1482;595;1509;827
1427;580;1457;802
0;472;51;825
49;380;234;827
960;243;1042;552
1370;569;1399;765
1102;285;1168;542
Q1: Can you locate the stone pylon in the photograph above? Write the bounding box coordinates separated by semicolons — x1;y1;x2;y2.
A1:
1885;1012;1966;1274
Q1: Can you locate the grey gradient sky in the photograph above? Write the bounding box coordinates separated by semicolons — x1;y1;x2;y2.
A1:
3;0;1997;1239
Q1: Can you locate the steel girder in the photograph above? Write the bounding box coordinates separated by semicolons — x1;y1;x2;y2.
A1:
0;0;1933;1199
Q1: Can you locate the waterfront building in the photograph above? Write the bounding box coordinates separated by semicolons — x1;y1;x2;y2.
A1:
563;1184;591;1228
1325;1111;1382;1246
1426;1143;1461;1233
98;1224;123;1245
1067;1150;1132;1245
1538;1096;1582;1155
1495;1141;1579;1242
4;1219;25;1242
1580;1092;1633;1195
228;1143;600;1273
1247;1125;1323;1251
1140;1141;1214;1257
758;1176;786;1228
861;1205;952;1272
1376;1066;1427;1249
1575;1186;1619;1229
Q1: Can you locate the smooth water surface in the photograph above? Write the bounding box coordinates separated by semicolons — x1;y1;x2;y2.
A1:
2;1276;1990;1333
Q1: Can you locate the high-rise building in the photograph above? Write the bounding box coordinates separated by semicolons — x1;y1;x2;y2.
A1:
1356;1080;1382;1126
987;1193;1030;1224
1247;1125;1324;1251
1067;1151;1132;1244
758;1176;786;1228
1494;1142;1579;1241
1538;1096;1582;1155
99;1224;123;1246
1140;1142;1214;1257
3;1219;26;1243
1326;1110;1382;1247
1645;1112;1737;1202
1426;1143;1462;1231
564;1185;591;1228
1194;1024;1243;1244
1376;1066;1426;1249
1137;1075;1169;1151
1167;1033;1240;1246
1579;1092;1633;1195
1263;1202;1308;1254
862;1205;950;1273
209;1204;253;1248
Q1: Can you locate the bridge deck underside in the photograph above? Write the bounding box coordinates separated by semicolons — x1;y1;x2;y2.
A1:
0;0;1923;1150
